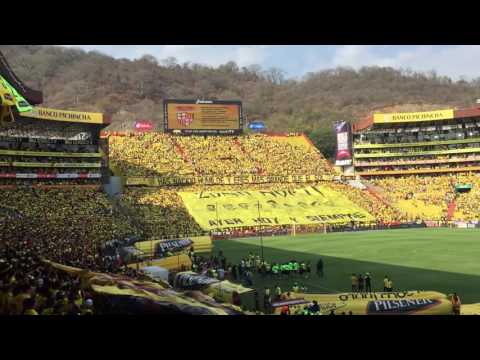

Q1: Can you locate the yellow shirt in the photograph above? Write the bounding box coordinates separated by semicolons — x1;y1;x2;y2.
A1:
351;276;358;285
383;278;389;288
24;309;38;315
387;280;393;289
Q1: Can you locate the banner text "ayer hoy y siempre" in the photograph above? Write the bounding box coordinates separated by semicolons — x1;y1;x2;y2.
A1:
178;185;375;230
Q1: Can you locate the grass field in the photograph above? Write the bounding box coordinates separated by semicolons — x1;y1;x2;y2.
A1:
214;228;480;304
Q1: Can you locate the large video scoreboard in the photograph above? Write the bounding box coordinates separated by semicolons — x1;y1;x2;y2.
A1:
163;99;243;135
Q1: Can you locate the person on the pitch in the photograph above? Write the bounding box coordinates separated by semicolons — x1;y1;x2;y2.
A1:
306;261;312;279
452;292;461;315
351;273;358;292
383;275;389;292
388;278;393;292
309;300;320;314
292;282;300;293
365;272;372;292
275;284;282;301
317;258;324;278
358;274;364;292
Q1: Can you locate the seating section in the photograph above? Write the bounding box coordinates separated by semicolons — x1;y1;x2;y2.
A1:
327;181;406;224
451;174;480;221
109;133;195;177
120;187;204;239
370;174;480;221
0;187;141;271
109;133;334;178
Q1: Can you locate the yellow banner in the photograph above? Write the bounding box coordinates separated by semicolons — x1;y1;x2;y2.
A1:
373;109;454;124
207;281;254;304
178;185;375;230
22;107;104;124
42;259;237;315
126;174;335;187
275;291;452;315
0;82;16;107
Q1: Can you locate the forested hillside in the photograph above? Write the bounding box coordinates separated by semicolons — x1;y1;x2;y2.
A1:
3;45;480;158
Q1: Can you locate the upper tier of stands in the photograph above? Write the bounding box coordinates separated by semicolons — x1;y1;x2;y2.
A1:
108;133;334;178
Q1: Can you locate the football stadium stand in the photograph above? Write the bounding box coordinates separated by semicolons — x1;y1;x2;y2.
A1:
352;108;480;222
108;132;334;179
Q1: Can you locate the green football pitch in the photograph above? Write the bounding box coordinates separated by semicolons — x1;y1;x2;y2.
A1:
213;228;480;304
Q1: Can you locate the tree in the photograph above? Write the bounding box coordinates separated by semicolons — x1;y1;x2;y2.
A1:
162;57;178;68
263;67;286;85
140;54;158;65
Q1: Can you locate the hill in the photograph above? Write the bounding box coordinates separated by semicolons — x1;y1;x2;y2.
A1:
3;45;480;158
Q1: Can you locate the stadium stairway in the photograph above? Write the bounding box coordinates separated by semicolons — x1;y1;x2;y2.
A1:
170;136;192;166
364;183;394;207
233;138;263;174
363;182;410;219
447;200;456;221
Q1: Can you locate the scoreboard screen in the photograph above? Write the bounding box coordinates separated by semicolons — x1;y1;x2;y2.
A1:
163;99;243;135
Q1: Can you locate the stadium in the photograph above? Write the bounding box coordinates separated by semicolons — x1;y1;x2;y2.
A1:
1;49;480;316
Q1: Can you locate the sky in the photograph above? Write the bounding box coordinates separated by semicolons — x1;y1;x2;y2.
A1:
62;45;480;81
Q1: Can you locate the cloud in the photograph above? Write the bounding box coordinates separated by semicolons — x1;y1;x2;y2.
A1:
325;45;480;80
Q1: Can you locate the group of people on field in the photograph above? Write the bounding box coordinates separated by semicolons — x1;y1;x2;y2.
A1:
350;273;394;293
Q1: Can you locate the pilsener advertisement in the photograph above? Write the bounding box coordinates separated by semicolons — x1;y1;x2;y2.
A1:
164;99;243;135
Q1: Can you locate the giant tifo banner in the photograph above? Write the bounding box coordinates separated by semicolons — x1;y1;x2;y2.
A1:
163;99;243;135
21;107;105;124
334;121;352;166
178;185;375;230
42;260;244;315
373;109;454;124
126;174;336;187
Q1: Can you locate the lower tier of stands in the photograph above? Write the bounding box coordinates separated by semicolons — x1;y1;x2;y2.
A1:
369;173;480;222
119;181;407;239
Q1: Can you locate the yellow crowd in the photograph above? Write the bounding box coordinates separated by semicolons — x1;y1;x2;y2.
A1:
370;174;480;221
0;187;141;271
109;133;195;177
109;133;334;178
327;182;407;224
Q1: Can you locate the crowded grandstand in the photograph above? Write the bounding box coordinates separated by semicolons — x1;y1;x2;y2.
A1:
349;108;480;223
2;49;480;316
